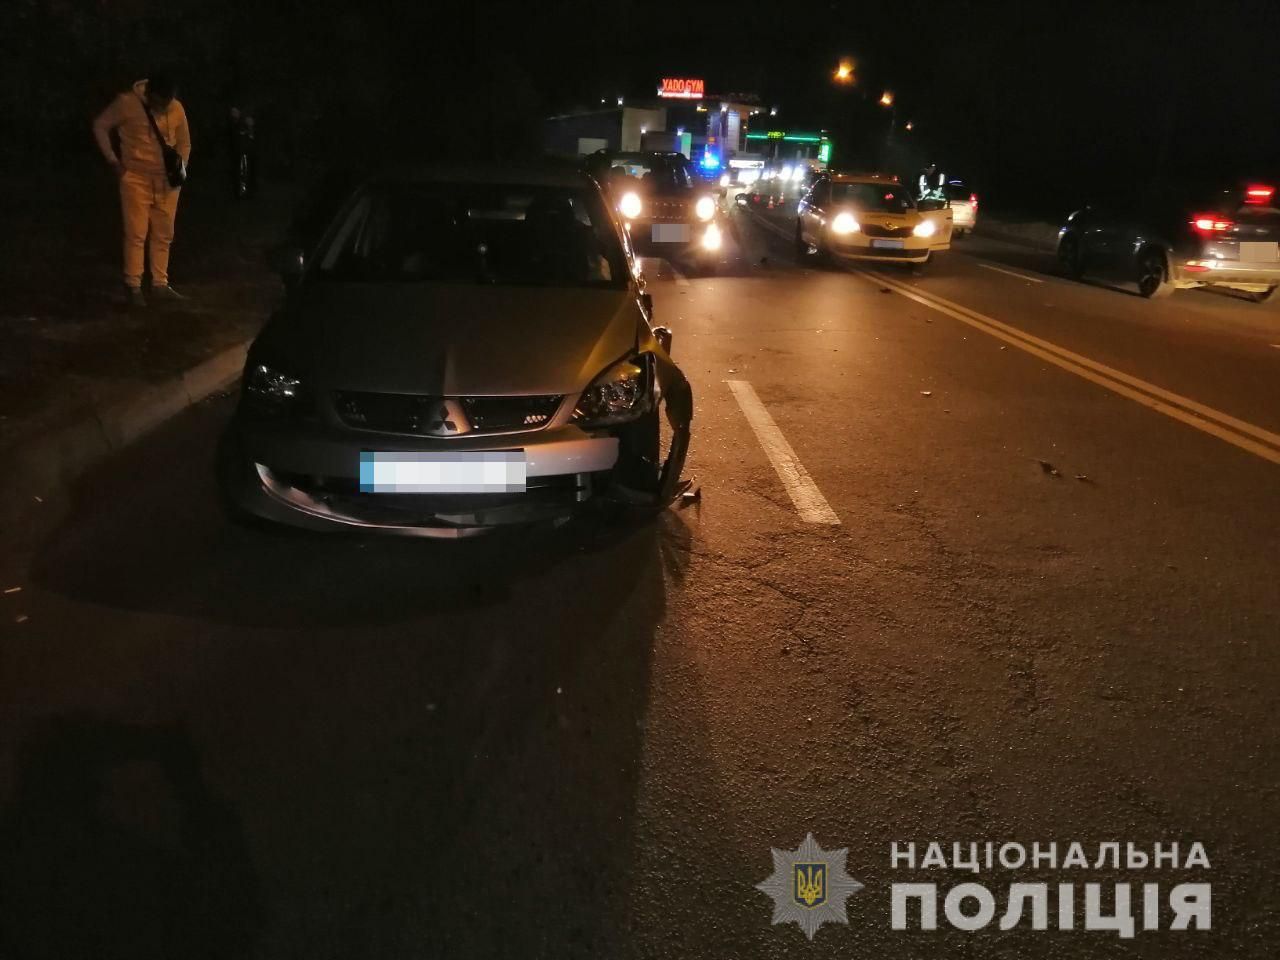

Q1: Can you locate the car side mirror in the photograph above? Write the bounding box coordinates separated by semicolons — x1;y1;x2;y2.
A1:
272;246;306;285
653;325;673;355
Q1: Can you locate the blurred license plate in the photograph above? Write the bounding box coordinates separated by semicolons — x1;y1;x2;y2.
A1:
359;451;526;494
652;223;690;243
872;239;905;250
1239;241;1279;262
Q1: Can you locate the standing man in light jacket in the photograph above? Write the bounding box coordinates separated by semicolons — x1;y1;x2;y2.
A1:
93;74;191;306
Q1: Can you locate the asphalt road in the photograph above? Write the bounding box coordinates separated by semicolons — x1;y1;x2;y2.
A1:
1;206;1277;959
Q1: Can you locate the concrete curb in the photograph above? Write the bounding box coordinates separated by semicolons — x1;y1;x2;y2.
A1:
6;341;248;499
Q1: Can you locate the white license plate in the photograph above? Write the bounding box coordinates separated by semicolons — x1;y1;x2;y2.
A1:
1239;241;1280;262
652;223;690;243
871;238;905;250
359;451;526;493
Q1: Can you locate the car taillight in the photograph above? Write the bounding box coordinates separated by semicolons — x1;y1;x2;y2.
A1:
1244;184;1275;205
970;193;978;207
1190;214;1233;234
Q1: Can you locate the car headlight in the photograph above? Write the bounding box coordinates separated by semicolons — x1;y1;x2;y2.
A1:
695;196;716;221
246;363;302;401
574;356;651;426
619;191;642;219
913;219;937;238
831;212;860;234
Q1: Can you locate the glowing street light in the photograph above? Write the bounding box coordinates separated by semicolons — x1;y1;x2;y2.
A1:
905;120;914;131
833;59;855;85
879;90;894;107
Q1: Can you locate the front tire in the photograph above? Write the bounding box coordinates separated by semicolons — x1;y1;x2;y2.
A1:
796;222;826;265
1058;234;1086;279
1136;248;1175;299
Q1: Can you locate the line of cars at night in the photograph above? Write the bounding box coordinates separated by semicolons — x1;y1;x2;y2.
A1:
218;147;1280;541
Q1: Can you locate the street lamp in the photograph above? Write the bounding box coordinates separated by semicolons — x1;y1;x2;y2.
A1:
905;120;914;131
880;92;897;148
833;59;855;85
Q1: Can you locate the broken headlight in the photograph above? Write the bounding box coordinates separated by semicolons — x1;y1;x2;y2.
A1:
573;356;652;427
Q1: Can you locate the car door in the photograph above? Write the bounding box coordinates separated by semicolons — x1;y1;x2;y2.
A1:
1082;199;1139;275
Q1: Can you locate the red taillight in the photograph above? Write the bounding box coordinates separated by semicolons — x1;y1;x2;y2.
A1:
1244;184;1275;205
1190;214;1233;234
970;193;978;207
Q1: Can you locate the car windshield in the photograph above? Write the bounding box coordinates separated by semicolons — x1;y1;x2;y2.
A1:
315;181;627;288
945;184;972;201
831;182;915;212
603;155;692;193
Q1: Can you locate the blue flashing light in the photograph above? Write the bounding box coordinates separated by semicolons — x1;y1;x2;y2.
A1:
700;151;721;170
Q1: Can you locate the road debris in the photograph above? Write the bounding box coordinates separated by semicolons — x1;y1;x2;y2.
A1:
920;390;933;397
14;615;28;624
3;586;21;595
1074;474;1092;483
1035;459;1062;477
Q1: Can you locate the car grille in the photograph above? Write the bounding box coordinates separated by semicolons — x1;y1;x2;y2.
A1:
334;391;563;436
862;224;915;239
645;197;690;222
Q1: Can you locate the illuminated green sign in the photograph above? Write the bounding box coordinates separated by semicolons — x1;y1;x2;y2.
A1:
746;131;828;144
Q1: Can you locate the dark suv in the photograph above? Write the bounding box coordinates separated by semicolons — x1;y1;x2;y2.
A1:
1056;182;1280;302
586;151;723;271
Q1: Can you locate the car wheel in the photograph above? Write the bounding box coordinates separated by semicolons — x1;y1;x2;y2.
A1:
1249;285;1280;303
795;223;826;264
1136;248;1175;299
1058;234;1086;279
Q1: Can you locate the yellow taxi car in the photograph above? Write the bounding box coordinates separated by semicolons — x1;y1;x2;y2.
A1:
795;172;953;268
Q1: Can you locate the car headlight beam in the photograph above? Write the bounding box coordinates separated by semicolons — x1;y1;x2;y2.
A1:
831;212;860;235
695;196;716;221
619;191;642;220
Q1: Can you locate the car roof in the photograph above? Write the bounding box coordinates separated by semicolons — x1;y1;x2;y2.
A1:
376;161;595;190
829;171;901;184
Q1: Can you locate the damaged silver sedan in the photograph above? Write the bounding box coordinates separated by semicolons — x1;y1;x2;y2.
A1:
220;164;692;537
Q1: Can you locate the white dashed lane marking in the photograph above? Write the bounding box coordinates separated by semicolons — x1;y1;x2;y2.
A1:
726;380;841;525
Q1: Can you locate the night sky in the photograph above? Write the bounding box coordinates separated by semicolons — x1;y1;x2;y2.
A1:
5;0;1278;215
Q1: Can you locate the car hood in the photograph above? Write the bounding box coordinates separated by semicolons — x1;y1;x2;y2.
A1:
291;283;639;396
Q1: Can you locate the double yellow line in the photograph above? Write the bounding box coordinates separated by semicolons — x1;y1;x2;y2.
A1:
854;267;1280;465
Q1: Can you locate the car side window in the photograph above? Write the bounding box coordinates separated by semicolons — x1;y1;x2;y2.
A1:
809;179;831;209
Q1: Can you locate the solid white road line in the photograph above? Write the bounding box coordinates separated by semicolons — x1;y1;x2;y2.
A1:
851;268;1280;466
977;262;1045;283
745;209;1280;463
726;380;841;525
